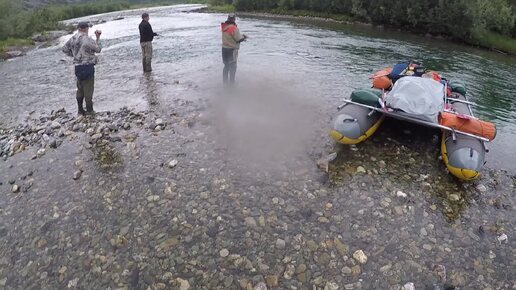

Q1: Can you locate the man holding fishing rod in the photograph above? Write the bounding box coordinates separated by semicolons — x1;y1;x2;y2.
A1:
62;22;102;115
221;14;248;85
139;12;158;73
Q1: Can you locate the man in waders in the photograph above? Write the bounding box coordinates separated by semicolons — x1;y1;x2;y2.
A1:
62;22;102;115
221;14;247;85
139;13;158;73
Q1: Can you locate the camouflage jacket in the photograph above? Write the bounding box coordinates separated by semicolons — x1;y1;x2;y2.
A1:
62;32;102;65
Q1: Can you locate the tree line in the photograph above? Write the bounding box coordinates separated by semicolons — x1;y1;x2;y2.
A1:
214;0;516;46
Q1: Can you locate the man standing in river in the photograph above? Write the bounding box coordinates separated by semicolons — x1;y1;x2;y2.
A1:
139;12;158;73
221;14;247;85
62;22;102;115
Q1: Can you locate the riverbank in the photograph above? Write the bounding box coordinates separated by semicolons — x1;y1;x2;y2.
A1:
1;99;514;289
204;5;516;56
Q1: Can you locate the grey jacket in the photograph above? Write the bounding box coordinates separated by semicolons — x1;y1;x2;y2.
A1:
63;32;102;65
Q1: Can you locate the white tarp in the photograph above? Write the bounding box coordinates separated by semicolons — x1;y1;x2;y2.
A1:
385;77;444;123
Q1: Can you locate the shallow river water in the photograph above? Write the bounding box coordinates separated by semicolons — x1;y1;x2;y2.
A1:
0;4;514;290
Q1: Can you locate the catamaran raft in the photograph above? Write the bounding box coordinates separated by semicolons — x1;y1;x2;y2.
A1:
330;62;496;181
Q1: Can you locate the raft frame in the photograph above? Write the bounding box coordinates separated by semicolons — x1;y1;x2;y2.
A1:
336;99;490;142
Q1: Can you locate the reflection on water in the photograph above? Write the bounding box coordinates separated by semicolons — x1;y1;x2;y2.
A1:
142;73;160;108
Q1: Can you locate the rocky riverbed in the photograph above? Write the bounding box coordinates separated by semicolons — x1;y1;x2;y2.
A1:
0;92;514;290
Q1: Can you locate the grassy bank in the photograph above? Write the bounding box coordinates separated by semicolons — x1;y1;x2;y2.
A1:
473;31;516;55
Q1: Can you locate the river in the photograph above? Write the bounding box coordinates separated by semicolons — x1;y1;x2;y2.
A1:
0;4;514;290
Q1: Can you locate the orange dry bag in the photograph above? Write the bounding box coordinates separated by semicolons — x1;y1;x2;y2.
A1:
372;76;392;89
439;112;496;141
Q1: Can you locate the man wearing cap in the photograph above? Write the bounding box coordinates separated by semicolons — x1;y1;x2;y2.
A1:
221;14;247;85
62;22;102;115
139;13;158;73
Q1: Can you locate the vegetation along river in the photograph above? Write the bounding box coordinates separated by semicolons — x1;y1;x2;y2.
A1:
0;4;514;290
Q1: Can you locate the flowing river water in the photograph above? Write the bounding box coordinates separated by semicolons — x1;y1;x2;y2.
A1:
0;4;515;290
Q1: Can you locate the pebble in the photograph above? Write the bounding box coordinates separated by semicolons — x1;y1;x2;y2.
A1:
177;278;190;290
497;233;508;244
356;166;366;173
219;248;229;257
448;194;460;201
341;266;352;275
401;282;415;290
245;217;257;227
352;250;367;264
476;184;487;192
168;159;178;168
283;264;295;280
12;184;20;193
423;244;433;251
155;118;164;126
67;278;79;288
253;282;267;290
265;274;278;287
72;171;82;180
396;190;407;198
275;238;286;249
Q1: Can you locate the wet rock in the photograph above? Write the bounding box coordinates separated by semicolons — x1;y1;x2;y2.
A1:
37;148;46;158
341;266;352;275
401;282;415;290
396;190;407;198
283;264;295;280
276;238;286;249
253;282;267;290
433;264;446;282
334;237;349;256
12;184;20;193
448;194;460;202
245;217;257;227
50;121;61;129
352;250;367;264
72;171;82;180
5;50;24;59
160;238;179;250
497;233;508;244
176;278;190;290
67;278;79;288
325;282;339;290
168;159;178;168
219;248;229;257
265;275;278;287
476;184;487;192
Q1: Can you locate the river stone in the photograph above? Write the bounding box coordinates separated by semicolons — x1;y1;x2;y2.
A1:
284;264;295;279
352;250;367;264
219;248;229;257
356;166;366;173
341;266;352;275
253;282;267;290
177;278;190;290
276;238;286;249
168;159;178;168
265;274;278;287
12;184;20;193
245;217;257;227
73;171;82;180
334;237;349;256
401;282;415;290
448;194;460;201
